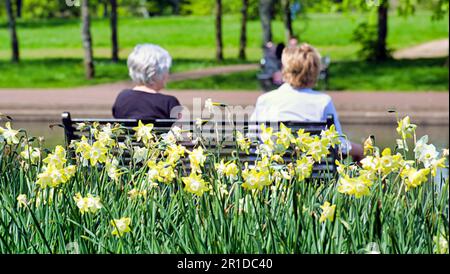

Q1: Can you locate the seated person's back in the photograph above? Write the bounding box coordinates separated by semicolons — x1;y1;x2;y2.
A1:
251;43;363;161
112;44;181;120
113;89;179;120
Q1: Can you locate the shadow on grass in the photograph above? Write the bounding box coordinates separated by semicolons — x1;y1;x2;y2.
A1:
329;57;449;91
169;57;449;91
0;57;254;88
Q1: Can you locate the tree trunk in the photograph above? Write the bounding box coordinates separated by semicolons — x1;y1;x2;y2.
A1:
110;0;119;62
239;0;248;60
259;0;273;46
215;0;223;61
81;0;95;79
282;0;294;43
5;0;19;63
376;0;389;61
16;0;22;18
103;0;109;18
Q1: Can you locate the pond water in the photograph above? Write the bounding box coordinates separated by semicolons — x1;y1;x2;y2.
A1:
11;121;449;150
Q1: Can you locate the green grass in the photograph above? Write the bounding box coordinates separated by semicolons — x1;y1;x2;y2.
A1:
0;58;250;88
169;58;449;91
0;12;448;89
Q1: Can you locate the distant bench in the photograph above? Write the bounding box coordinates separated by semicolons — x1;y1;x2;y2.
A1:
62;112;338;179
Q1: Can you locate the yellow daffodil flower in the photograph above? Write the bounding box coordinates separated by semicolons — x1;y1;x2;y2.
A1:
294;129;313;153
396;116;417;139
236;131;251;154
401;167;430;191
111;217;132;237
16;194;28;208
0;122;20;145
188;147;206;174
295;157;314;181
182;173;210;196
133;120;154;145
43;145;67;169
306;136;330;163
20;145;41;164
320;125;340;148
363;136;374;156
319;201;336;223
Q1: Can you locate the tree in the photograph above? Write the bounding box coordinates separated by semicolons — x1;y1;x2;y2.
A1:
215;0;224;61
375;0;389;61
5;0;19;63
81;0;95;79
16;0;22;18
281;0;294;43
239;0;249;60
259;0;273;45
110;0;119;62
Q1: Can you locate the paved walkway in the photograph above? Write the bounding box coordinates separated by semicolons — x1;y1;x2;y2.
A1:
0;86;448;125
393;39;449;59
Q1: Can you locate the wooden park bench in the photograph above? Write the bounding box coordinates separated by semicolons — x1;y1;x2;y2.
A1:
62;112;338;179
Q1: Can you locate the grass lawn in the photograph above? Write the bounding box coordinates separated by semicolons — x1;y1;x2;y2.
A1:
168;58;449;91
0;12;448;89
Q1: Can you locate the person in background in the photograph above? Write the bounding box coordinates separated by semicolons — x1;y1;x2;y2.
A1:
251;43;364;161
112;44;181;120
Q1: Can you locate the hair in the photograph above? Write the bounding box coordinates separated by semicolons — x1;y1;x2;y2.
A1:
127;44;172;86
281;43;321;89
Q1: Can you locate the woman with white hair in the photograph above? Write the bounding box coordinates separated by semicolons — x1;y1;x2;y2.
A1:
112;44;181;120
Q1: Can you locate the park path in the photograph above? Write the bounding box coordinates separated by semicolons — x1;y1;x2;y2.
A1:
393;38;449;59
0;85;448;125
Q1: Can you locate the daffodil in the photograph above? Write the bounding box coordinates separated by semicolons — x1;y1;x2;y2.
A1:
236;131;251;154
242;165;272;191
337;174;372;198
20;145;41;164
133;120;154;145
105;158;121;181
182;173;210;196
377;148;403;176
320;125;340;148
295;157;314;181
133;146;149;164
0;122;20;144
260;124;274;146
401;167;430;191
17;194;28;208
43;145;67;169
111;217;132;237
363;136;374;156
164;144;185;165
83;141;108;166
188;147;206;174
128;188;147;200
396;116;417;139
275;123;295;149
36;164;75;188
306;136;330;163
294;129;313;152
224;161;239;180
215;159;227;176
319;201;336;223
157;161;176;184
205;98;227;113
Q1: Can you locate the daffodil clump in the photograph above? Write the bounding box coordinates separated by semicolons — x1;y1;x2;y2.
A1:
0;115;448;254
